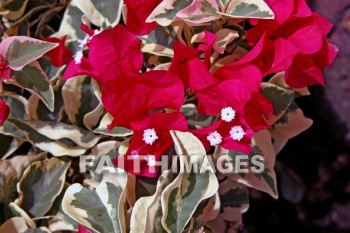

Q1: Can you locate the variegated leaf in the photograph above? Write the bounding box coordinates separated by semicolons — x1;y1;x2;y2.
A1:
206;179;249;233
261;82;295;125
181;104;213;129
146;0;194;26
130;166;176;233
62;170;128;233
54;1;85;40
0;153;46;203
140;25;175;57
3;37;58;70
90;0;123;26
62;76;100;129
176;0;220;24
81;141;120;185
270;108;313;154
189;192;220;231
215;130;278;198
12;119;100;148
16;157;70;217
2;0;29;21
191;29;239;54
269;72;310;96
5;94;30;120
94;113;133;137
8;61;55;112
0;120;26;159
160;131;219;233
83;104;104;131
47;183;79;232
8;118;95;156
73;0;105;27
220;0;274;19
0;160;18;204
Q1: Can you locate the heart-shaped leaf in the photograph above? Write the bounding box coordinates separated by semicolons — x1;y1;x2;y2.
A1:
16;157;71;217
62;170;128;233
9;62;55;111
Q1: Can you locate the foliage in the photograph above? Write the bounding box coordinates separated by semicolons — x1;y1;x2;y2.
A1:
0;0;337;232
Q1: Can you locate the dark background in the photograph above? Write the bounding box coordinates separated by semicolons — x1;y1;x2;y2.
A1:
244;1;350;232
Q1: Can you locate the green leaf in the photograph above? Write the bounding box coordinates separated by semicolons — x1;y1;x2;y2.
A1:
0;153;46;204
140;25;175;57
261;83;295;116
10;62;55;111
13;118;100;147
160;131;219;233
3;0;29;21
17;157;70;217
215;130;278;198
181;104;213;129
270;108;313;153
55;1;85;40
6;39;57;70
8;118;96;157
62;76;100;129
220;0;274;19
177;0;220;23
146;0;194;26
0;161;18;204
90;0;123;26
93;113;133;137
5;95;29;120
130;169;175;233
62;170;128;233
206;179;248;233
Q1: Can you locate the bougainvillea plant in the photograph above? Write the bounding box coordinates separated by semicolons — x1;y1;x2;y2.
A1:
0;0;338;232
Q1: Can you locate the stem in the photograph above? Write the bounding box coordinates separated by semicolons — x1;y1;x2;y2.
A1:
163;26;177;41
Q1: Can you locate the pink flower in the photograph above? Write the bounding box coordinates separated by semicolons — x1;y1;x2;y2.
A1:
241;0;339;88
215;65;273;132
244;93;273;132
102;70;184;130
113;112;188;177
0;99;10;125
63;25;143;85
192;116;254;154
44;36;73;67
0;56;11;80
123;0;162;35
78;225;92;233
170;40;270;133
169;41;200;89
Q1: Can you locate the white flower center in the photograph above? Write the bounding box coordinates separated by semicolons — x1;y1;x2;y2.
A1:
145;155;156;166
207;131;223;146
229;126;246;141
221;107;236;122
142;128;159;145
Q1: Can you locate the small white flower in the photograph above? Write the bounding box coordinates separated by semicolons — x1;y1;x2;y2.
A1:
221;107;236;122
207;131;223;146
142;128;159;145
74;50;83;64
229;126;246;141
145;155;156;166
